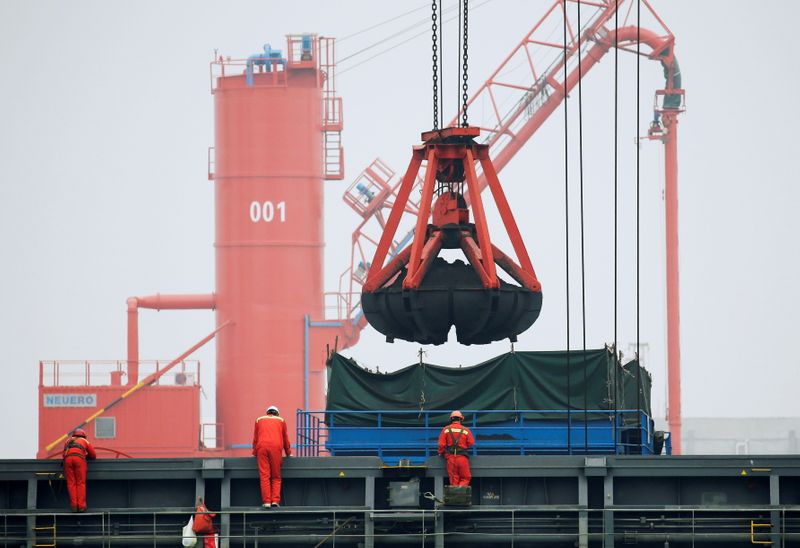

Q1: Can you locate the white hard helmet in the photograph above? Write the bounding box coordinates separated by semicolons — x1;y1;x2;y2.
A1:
267;405;280;416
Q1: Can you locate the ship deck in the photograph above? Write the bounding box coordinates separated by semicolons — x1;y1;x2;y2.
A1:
1;455;799;546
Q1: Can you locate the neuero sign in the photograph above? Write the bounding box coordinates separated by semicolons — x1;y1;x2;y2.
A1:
43;394;98;408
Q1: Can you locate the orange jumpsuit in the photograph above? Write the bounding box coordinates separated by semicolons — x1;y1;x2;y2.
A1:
62;436;96;511
192;500;217;548
252;414;292;505
438;421;475;486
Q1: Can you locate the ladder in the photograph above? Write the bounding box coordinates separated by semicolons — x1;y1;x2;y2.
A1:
323;130;344;180
33;515;56;548
319;37;344;180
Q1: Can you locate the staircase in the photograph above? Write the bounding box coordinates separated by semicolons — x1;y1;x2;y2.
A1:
319;37;344;180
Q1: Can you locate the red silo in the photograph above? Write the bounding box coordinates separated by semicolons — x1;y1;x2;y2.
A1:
211;35;352;453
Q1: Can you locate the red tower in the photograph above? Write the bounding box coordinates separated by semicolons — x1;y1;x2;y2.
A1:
211;35;349;452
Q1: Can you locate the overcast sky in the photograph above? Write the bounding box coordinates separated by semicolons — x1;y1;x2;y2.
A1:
1;1;798;459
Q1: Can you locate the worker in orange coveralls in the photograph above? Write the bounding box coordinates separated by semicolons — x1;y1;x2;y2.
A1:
252;405;292;508
192;498;217;548
437;410;475;486
62;428;96;512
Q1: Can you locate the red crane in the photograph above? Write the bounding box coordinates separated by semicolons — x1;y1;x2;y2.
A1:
335;0;685;452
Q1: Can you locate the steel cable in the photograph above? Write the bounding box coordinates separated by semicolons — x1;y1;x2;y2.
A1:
338;0;492;76
577;0;589;454
338;3;459;64
457;1;462;123
613;0;619;445
432;0;439;129
561;0;571;454
636;0;642;426
337;2;431;44
461;0;469;126
439;0;444;129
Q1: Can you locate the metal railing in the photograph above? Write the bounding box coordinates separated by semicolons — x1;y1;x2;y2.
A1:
3;506;798;546
297;408;660;461
200;422;223;451
323;290;362;322
39;359;201;388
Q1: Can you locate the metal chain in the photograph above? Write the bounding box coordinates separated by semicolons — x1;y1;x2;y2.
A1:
461;0;469;127
431;0;439;130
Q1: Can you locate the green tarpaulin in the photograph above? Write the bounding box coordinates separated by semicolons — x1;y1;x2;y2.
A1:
326;349;651;426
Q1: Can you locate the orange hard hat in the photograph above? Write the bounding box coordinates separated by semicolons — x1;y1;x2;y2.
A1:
450;410;464;421
72;428;87;438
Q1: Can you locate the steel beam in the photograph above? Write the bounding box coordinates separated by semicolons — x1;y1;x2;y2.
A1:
220;475;231;548
770;474;781;545
578;473;588;548
364;476;375;548
603;474;614;548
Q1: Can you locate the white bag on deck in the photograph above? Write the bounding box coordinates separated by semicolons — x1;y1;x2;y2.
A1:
181;516;197;547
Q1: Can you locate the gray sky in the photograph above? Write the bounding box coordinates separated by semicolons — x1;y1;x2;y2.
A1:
1;1;798;459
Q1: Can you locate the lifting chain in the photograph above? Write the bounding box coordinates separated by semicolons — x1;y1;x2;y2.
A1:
461;0;469;127
431;0;439;130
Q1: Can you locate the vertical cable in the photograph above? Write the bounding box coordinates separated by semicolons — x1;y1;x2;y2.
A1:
577;0;588;454
636;0;642;433
461;0;469;126
613;0;619;451
457;0;462;122
562;0;571;454
431;0;439;129
439;0;444;128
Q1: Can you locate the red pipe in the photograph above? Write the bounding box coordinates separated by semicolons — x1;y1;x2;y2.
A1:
663;112;682;454
126;294;216;385
134;293;216;310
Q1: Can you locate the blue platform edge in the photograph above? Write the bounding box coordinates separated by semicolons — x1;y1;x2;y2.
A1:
296;409;670;463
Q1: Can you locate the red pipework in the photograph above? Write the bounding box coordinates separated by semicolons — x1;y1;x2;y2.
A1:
132;294;216;311
662;111;682;454
126;294;215;385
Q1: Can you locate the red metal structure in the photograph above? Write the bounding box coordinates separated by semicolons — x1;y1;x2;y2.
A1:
39;35;358;457
334;0;685;450
361;126;542;345
38;360;202;458
209;34;354;453
645;90;685;453
39;1;686;457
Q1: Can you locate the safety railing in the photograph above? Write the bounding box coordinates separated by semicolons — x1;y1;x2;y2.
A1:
656;87;686;113
200;422;223;452
207;146;215;180
296;408;664;462
296;410;327;457
39;359;201;388
322;96;343;132
342;158;395;218
287;34;317;67
323;290;362;322
2;506;798;546
209;55;287;92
